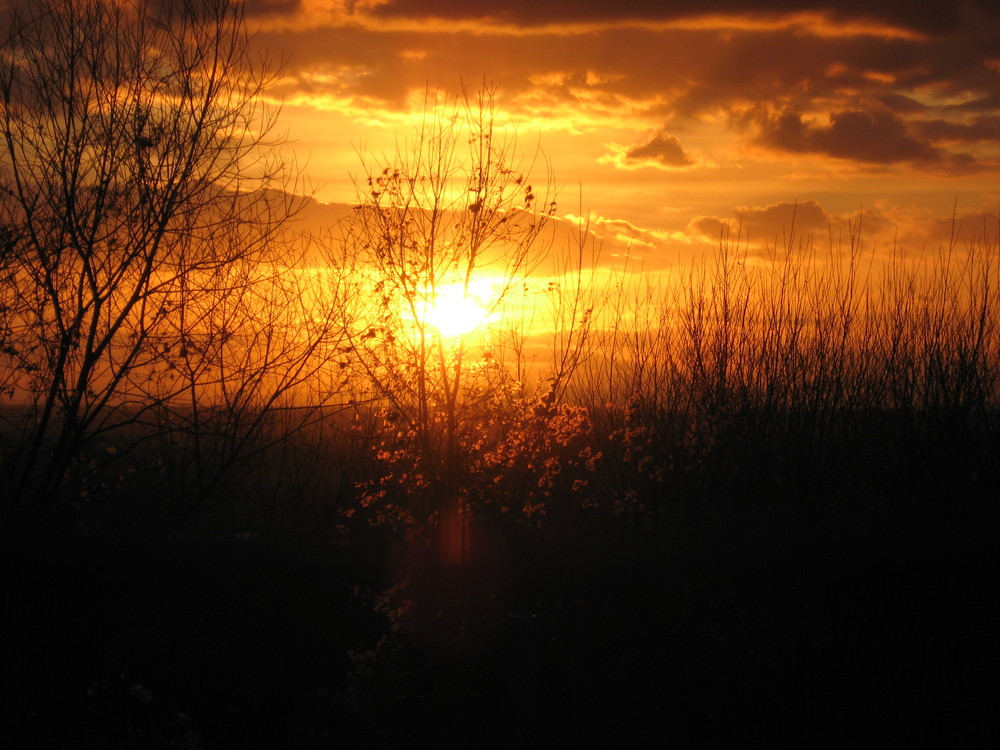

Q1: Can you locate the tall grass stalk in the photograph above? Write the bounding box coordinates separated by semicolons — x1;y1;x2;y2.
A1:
576;215;998;521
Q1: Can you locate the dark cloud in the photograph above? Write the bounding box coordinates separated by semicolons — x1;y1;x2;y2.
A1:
953;94;1000;113
914;116;1000;144
367;0;999;37
242;0;302;16
925;209;999;247
756;106;947;164
261;7;1000;124
249;0;999;185
690;200;833;243
144;0;302;22
625;130;694;167
876;94;928;114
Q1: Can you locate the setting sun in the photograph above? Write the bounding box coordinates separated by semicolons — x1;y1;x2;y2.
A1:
420;281;499;338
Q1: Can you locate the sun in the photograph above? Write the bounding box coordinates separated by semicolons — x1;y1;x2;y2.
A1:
421;281;498;338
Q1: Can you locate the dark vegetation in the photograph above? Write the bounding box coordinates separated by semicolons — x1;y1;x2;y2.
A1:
3;1;997;747
5;226;997;745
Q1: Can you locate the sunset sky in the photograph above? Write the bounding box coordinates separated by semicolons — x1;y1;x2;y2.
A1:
244;0;1000;267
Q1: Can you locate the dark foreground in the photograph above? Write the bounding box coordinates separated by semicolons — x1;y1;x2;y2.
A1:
4;509;995;749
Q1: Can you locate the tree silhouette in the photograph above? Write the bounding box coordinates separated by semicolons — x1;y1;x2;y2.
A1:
0;0;343;528
330;87;557;529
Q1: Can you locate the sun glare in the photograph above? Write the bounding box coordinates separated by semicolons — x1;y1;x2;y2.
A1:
422;281;499;338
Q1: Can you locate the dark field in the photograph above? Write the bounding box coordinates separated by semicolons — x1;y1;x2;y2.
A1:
5;494;995;748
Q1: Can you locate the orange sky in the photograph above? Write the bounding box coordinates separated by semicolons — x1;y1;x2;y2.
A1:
246;0;1000;267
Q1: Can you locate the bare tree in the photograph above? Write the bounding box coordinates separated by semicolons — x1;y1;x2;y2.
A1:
0;0;343;527
330;87;556;523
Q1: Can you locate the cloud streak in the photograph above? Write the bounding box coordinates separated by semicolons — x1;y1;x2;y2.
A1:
364;1;999;37
245;0;999;255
